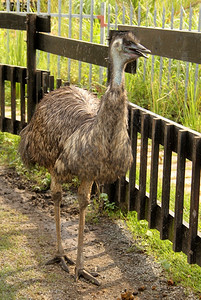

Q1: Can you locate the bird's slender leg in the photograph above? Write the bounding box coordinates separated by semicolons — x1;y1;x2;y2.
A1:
46;175;74;271
75;180;100;286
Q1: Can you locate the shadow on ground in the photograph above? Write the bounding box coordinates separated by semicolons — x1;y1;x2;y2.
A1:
0;167;197;300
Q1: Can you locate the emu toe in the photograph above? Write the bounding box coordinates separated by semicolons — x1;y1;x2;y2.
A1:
46;255;75;272
76;268;100;286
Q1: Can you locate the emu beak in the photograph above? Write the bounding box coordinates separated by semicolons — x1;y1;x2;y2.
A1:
130;43;151;58
136;43;151;58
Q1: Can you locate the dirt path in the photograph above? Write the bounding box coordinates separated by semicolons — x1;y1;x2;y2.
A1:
0;167;198;300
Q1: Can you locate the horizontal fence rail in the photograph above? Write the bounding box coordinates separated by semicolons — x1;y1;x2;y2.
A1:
36;33;108;68
0;12;201;267
36;32;136;73
119;25;201;64
0;11;50;31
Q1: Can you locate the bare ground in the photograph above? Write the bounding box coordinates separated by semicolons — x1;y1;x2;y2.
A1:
0;166;199;300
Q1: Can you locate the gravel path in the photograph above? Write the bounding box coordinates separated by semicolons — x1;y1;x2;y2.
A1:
0;167;199;299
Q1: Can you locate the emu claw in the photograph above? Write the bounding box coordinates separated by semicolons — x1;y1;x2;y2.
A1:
46;255;75;272
63;254;75;266
76;268;100;286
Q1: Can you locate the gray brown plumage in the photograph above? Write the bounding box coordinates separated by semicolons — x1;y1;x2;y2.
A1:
19;31;150;285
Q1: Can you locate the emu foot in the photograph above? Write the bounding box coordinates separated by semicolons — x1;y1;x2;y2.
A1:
76;268;100;286
46;255;74;272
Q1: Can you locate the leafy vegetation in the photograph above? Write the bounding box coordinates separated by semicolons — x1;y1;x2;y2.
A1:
0;0;201;131
0;126;201;297
0;201;67;300
126;211;201;295
0;0;201;296
0;132;51;191
87;190;201;296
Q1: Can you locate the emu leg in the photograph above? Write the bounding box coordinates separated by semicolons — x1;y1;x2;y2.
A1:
75;180;100;286
46;176;74;271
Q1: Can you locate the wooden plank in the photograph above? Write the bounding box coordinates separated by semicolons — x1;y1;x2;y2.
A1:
36;15;51;33
115;177;128;211
49;75;55;91
27;14;37;123
42;72;48;94
0;12;26;30
188;137;201;264
56;78;62;89
128;108;140;211
160;123;173;240
173;130;187;252
0;64;5;131
36;33;109;68
36;32;136;73
118;25;201;64
36;71;42;104
148;117;161;228
128;102;201;162
0;12;50;32
10;66;16;134
0;117;26;135
138;112;149;219
0;64;26;82
133;185;201;266
20;67;26;128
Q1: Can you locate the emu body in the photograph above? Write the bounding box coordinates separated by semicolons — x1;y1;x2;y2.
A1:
19;32;150;285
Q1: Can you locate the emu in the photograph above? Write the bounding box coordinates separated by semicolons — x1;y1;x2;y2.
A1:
19;31;150;285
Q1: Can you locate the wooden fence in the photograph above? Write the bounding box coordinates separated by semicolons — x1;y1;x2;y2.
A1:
0;12;200;267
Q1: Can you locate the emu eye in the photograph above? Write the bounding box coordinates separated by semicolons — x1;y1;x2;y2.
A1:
125;41;133;46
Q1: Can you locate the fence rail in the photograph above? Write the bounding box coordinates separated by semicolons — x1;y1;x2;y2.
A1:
0;11;50;31
119;25;201;64
36;33;108;68
0;12;201;267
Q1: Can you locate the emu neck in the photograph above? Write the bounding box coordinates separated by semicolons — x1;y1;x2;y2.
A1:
109;55;126;88
95;56;128;141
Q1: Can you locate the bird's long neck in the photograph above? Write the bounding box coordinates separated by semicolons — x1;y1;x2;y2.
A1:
109;53;126;88
95;55;128;140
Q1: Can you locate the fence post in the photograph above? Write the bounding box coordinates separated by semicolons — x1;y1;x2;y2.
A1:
0;65;5;131
160;123;173;240
128;108;139;211
173;130;187;252
148;117;161;228
137;112;149;220
27;13;37;123
188;136;201;264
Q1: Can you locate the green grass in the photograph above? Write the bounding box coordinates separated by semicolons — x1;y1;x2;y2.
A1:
0;0;201;294
126;211;201;295
0;127;201;297
86;189;201;296
0;0;201;132
125;57;201;132
0;203;65;300
0;132;51;191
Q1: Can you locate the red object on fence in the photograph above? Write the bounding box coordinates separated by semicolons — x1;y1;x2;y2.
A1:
97;15;107;28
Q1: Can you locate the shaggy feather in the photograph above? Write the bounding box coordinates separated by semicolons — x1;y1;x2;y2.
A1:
19;33;145;184
18;32;150;284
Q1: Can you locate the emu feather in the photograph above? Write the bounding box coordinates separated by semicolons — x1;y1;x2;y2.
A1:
19;31;150;285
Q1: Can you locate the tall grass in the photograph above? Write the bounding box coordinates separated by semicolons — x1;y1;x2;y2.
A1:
0;0;201;131
125;57;201;131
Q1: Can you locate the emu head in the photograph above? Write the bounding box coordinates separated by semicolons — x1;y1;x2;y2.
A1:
109;31;151;65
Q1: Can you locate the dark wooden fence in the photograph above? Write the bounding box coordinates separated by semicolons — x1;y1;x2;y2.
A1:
116;104;201;266
0;12;200;267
